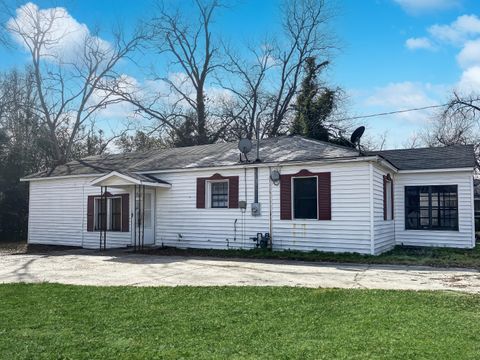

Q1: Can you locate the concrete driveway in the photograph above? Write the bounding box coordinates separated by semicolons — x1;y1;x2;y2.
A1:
1;250;480;293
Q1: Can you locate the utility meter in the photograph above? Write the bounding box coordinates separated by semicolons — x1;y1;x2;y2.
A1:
251;202;261;216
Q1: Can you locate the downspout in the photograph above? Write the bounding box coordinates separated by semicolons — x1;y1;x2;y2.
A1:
81;182;85;248
243;167;247;248
369;163;375;255
470;173;475;247
268;166;273;249
392;173;397;247
27;182;31;245
254;167;259;203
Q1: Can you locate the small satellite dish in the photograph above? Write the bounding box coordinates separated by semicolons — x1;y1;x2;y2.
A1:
350;126;366;146
270;170;280;184
238;138;252;154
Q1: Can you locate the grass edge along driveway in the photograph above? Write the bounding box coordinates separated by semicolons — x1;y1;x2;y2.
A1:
1;284;480;360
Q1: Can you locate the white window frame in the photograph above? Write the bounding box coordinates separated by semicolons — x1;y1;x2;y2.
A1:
94;196;122;231
292;176;318;220
206;179;229;209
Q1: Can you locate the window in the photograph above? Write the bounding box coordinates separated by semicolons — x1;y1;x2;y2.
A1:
95;198;107;231
210;181;229;208
405;185;458;231
94;197;122;231
385;176;393;221
293;177;317;219
110;198;122;231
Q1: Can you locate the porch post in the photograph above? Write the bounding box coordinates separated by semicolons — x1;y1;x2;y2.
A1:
142;185;145;250
133;184;137;252
103;186;107;250
99;186;108;251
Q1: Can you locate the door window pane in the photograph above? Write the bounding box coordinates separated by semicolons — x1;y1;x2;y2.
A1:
144;193;152;228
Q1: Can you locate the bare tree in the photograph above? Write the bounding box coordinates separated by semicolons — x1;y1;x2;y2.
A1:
421;91;480;167
6;3;143;165
266;0;334;136
422;92;480;147
106;0;228;146
218;42;274;140
154;0;222;144
0;0;11;48
443;91;480;124
402;132;421;149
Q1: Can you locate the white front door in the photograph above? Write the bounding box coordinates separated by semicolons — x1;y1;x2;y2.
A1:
136;190;155;245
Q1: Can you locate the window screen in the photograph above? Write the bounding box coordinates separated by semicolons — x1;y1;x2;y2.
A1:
293;177;317;219
405;185;458;230
95;197;122;231
211;181;228;208
110;198;122;231
95;198;107;231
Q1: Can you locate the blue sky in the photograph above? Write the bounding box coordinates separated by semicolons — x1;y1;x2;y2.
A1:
2;0;480;148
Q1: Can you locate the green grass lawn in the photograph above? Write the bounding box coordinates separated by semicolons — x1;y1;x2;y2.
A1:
1;284;480;359
145;243;480;269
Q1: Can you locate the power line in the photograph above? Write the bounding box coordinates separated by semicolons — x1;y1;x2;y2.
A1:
337;103;450;122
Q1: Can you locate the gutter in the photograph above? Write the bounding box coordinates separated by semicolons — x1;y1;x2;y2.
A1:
397;167;474;174
369;163;375;255
20;173;105;182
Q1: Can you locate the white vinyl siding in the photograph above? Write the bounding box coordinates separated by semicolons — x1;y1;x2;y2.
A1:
155;162;373;254
372;165;395;254
28;177;132;249
27;163;475;254
394;170;474;248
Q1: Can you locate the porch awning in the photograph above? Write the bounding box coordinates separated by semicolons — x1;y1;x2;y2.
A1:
90;171;171;188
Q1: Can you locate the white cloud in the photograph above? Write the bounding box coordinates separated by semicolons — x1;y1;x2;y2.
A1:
405;37;435;50
365;82;446;122
457;39;480;69
457;66;480;92
7;2;111;63
394;0;461;14
428;14;480;45
91;75;140;121
406;14;480;101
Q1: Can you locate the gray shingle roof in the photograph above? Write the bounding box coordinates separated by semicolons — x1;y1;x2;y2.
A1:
24;136;359;179
23;136;475;180
118;171;171;184
369;144;476;170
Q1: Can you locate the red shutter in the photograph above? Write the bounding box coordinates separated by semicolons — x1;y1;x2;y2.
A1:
317;172;331;220
87;195;95;231
196;178;206;208
280;174;292;220
121;193;129;232
383;175;387;220
228;176;239;208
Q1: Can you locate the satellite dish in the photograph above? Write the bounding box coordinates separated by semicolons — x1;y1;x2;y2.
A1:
238;138;252;154
270;170;280;184
350;126;366;146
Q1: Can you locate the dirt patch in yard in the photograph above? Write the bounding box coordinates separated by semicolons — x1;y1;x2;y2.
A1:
0;241;81;255
0;241;27;255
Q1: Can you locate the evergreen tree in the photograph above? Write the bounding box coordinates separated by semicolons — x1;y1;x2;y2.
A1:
292;57;336;142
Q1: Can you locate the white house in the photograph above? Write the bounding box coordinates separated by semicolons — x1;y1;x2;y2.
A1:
21;136;476;255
